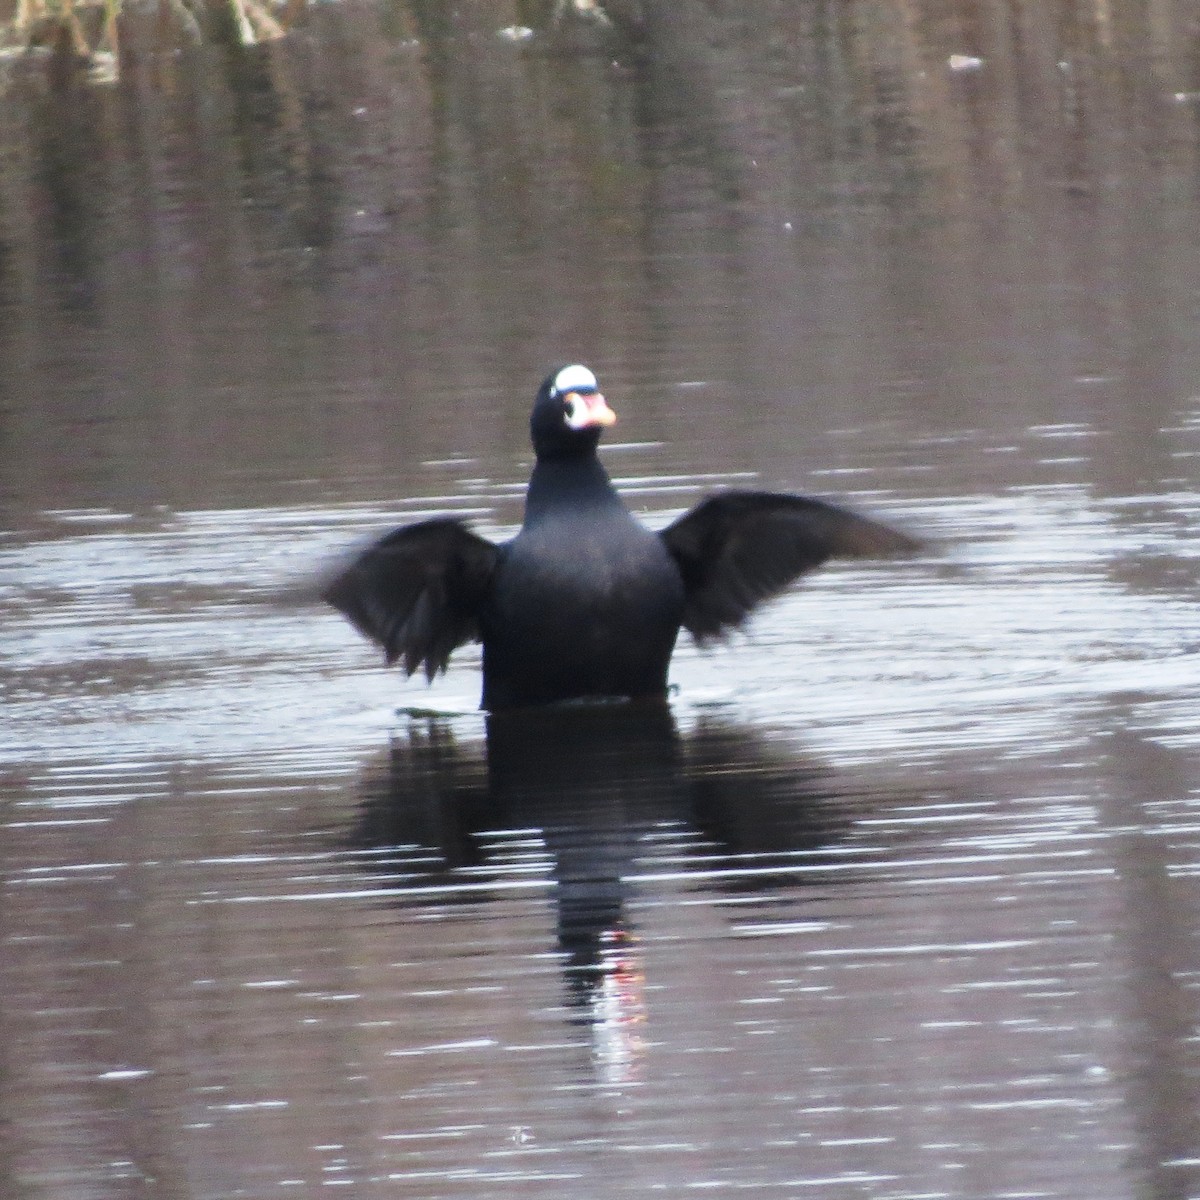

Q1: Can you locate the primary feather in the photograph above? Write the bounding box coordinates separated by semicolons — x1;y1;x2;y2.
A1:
660;492;921;643
321;518;499;680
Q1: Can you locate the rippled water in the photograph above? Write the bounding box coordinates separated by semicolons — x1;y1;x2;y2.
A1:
3;4;1200;1197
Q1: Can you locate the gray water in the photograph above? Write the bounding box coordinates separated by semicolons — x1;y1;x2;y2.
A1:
3;4;1200;1197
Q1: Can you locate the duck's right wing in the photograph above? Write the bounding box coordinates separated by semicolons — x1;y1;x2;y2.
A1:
321;518;501;680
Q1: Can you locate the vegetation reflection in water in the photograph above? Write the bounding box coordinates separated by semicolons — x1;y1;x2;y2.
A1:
1;0;613;88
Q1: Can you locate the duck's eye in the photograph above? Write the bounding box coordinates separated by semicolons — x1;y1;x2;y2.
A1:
564;395;585;423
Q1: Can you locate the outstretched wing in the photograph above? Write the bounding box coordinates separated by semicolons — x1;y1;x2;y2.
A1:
659;491;920;644
321;518;501;680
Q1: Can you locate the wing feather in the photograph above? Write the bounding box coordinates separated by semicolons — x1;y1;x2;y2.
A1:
321;518;500;681
660;491;920;643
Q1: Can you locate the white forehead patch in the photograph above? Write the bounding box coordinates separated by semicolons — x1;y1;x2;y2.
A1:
551;364;598;396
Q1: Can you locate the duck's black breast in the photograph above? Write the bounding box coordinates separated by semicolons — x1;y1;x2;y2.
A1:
479;495;685;711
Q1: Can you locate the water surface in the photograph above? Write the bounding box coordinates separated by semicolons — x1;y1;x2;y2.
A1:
3;4;1200;1197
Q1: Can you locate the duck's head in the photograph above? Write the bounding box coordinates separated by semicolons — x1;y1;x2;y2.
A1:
530;364;617;459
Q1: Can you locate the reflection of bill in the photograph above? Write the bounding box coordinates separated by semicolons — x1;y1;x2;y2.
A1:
591;927;648;1086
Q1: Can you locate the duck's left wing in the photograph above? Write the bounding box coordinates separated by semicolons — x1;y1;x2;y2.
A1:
321;518;501;680
659;491;920;644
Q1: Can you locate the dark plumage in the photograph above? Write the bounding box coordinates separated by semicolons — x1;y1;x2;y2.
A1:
322;365;920;710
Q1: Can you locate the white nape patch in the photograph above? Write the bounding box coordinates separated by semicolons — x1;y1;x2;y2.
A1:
551;364;598;397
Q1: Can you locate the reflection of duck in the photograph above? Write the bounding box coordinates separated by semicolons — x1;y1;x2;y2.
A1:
323;365;919;710
350;704;860;1077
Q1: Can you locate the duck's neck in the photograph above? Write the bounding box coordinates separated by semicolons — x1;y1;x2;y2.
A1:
523;453;626;527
